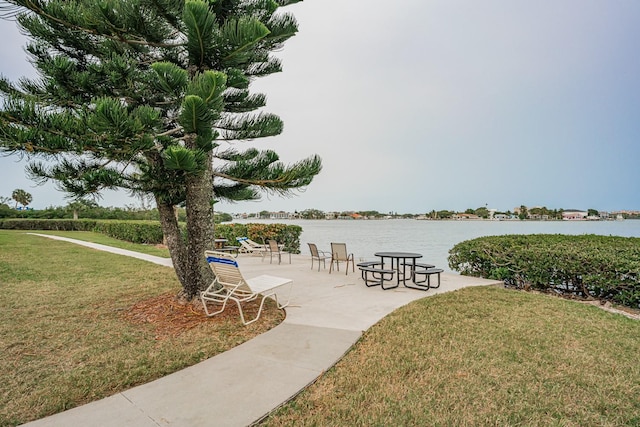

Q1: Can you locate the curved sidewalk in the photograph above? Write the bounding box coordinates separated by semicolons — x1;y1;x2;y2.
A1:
24;234;501;427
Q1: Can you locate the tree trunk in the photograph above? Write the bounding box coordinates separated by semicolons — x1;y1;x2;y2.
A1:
154;139;216;300
182;157;216;298
156;197;189;290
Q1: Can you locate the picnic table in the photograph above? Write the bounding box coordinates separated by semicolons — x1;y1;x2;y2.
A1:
367;252;441;291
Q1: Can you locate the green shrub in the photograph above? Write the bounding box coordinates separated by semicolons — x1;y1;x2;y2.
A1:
215;223;302;253
0;218;98;231
92;221;165;244
0;219;163;243
0;204;14;218
448;234;640;308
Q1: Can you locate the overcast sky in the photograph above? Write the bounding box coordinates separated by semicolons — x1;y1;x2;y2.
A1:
1;0;639;214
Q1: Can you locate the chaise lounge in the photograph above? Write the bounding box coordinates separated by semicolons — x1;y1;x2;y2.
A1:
201;250;293;325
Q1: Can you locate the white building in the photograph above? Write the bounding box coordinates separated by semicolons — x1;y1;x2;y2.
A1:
562;210;588;221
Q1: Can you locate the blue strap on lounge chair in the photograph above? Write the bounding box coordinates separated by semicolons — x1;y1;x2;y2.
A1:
206;256;239;267
235;236;267;256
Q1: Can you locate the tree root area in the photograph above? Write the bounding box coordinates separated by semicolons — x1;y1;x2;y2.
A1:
123;292;263;340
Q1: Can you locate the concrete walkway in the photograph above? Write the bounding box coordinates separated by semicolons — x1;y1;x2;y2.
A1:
24;234;501;426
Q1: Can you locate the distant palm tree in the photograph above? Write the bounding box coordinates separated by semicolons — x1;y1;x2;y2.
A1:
11;189;32;209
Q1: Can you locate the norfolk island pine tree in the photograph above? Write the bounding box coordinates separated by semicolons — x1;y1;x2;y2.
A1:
0;0;322;298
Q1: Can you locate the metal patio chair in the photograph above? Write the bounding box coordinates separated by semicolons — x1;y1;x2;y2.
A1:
329;242;355;275
308;242;331;271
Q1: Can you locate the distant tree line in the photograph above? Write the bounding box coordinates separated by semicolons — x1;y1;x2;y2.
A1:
0;198;232;223
260;206;630;220
2;198;633;222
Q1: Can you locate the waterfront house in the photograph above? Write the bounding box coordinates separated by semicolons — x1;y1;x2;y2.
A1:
453;213;481;220
562;210;588;220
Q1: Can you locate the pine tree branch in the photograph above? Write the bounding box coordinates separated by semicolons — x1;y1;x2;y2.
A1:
18;0;184;49
156;126;183;137
213;171;289;188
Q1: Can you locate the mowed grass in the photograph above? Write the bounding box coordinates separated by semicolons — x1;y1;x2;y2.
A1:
31;230;171;257
0;231;283;426
265;286;640;426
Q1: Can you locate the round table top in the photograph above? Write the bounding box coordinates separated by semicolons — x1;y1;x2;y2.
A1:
374;252;423;258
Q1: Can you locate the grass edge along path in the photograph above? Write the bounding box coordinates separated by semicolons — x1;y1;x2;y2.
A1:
265;286;640;426
0;231;283;427
27;230;171;257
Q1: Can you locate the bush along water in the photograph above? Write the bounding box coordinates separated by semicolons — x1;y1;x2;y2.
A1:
448;234;640;309
215;223;302;254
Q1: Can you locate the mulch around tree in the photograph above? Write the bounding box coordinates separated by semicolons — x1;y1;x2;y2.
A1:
123;292;280;340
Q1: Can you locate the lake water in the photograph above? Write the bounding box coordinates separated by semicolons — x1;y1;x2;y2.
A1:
233;219;640;272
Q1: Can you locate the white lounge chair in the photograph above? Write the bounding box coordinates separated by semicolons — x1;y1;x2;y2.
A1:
236;236;267;257
246;237;268;249
201;250;293;325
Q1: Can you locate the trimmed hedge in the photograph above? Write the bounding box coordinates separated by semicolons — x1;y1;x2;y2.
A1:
92;221;165;244
448;234;640;308
0;219;165;243
0;218;98;231
0;219;302;252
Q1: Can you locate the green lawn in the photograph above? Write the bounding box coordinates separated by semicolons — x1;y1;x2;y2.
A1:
4;230;640;426
265;286;640;426
0;231;282;426
30;230;171;257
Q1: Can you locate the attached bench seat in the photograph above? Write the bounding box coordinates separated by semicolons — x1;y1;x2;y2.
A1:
412;268;443;289
357;262;397;290
356;261;381;269
356;261;382;281
400;262;436;270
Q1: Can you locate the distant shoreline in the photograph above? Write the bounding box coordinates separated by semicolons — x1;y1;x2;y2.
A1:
231;217;639;222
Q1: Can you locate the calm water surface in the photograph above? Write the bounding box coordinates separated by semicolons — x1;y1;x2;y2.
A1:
233;219;640;272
